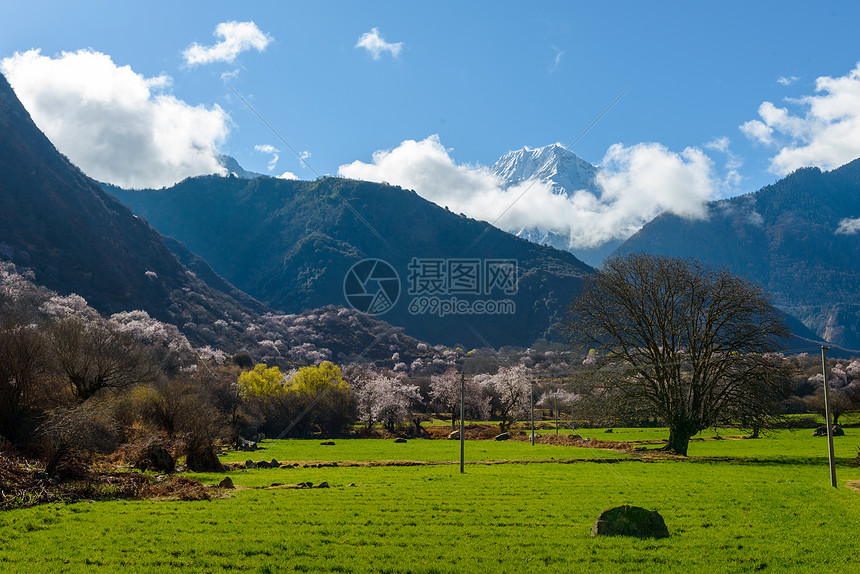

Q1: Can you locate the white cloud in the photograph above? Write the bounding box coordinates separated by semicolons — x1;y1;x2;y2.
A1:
1;49;229;189
183;21;272;66
338;135;720;249
836;217;860;235
255;144;280;171
355;28;404;60
549;47;564;73
777;75;799;86
741;62;860;175
739;118;774;145
277;171;298;180
220;68;241;81
705;136;743;188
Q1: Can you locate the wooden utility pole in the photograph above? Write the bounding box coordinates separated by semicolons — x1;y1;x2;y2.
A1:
530;381;535;446
460;372;465;474
821;346;837;488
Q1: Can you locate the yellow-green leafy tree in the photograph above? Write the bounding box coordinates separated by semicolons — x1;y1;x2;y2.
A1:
285;361;355;437
238;363;286;401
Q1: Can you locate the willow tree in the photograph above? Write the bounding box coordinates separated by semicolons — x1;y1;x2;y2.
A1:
567;254;791;455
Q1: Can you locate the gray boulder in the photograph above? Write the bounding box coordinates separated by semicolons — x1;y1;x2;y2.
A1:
813;425;845;437
494;432;511;441
218;476;234;489
591;505;669;538
135;442;175;473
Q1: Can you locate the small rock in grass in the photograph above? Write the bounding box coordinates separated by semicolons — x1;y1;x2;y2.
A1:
218;476;234;489
591;505;669;538
316;482;330;488
245;460;255;469
605;428;614;433
270;458;279;467
348;483;356;487
270;482;283;487
394;438;407;443
813;425;845;437
320;441;336;446
494;432;511;441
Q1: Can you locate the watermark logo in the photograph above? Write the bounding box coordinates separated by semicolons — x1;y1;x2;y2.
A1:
407;258;518;296
343;259;401;315
343;257;517;316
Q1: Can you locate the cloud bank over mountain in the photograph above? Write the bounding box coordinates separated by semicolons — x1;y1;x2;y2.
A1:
1;49;229;189
339;135;721;249
742;61;860;175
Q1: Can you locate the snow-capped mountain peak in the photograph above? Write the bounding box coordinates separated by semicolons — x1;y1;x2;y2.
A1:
491;143;599;196
489;144;616;267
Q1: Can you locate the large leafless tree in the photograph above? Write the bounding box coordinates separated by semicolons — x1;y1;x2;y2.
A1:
48;316;155;401
0;317;47;440
567;254;791;455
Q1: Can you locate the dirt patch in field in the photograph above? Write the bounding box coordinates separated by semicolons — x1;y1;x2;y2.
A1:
0;449;231;509
423;424;503;440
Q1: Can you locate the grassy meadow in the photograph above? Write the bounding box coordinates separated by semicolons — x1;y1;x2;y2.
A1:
2;428;859;573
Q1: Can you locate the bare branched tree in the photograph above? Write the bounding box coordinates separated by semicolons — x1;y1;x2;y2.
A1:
0;317;48;441
567;254;791;455
39;398;121;476
48;316;156;401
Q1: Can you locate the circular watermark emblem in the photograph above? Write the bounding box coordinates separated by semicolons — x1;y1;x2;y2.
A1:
343;258;401;315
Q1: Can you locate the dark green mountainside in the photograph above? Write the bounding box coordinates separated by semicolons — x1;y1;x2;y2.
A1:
0;72;433;366
0;72;262;333
615;163;860;350
108;176;594;348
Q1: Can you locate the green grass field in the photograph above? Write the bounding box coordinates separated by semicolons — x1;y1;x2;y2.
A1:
2;429;859;573
218;437;630;465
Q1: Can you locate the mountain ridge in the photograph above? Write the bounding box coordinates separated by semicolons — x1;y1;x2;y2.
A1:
614;161;860;349
107;174;594;349
0;71;435;367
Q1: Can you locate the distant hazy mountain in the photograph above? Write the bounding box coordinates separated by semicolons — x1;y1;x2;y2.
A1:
614;163;860;350
490;144;620;266
0;72;432;367
218;155;266;179
108;175;594;348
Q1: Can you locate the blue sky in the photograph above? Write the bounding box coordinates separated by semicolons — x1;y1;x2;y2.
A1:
2;1;860;247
